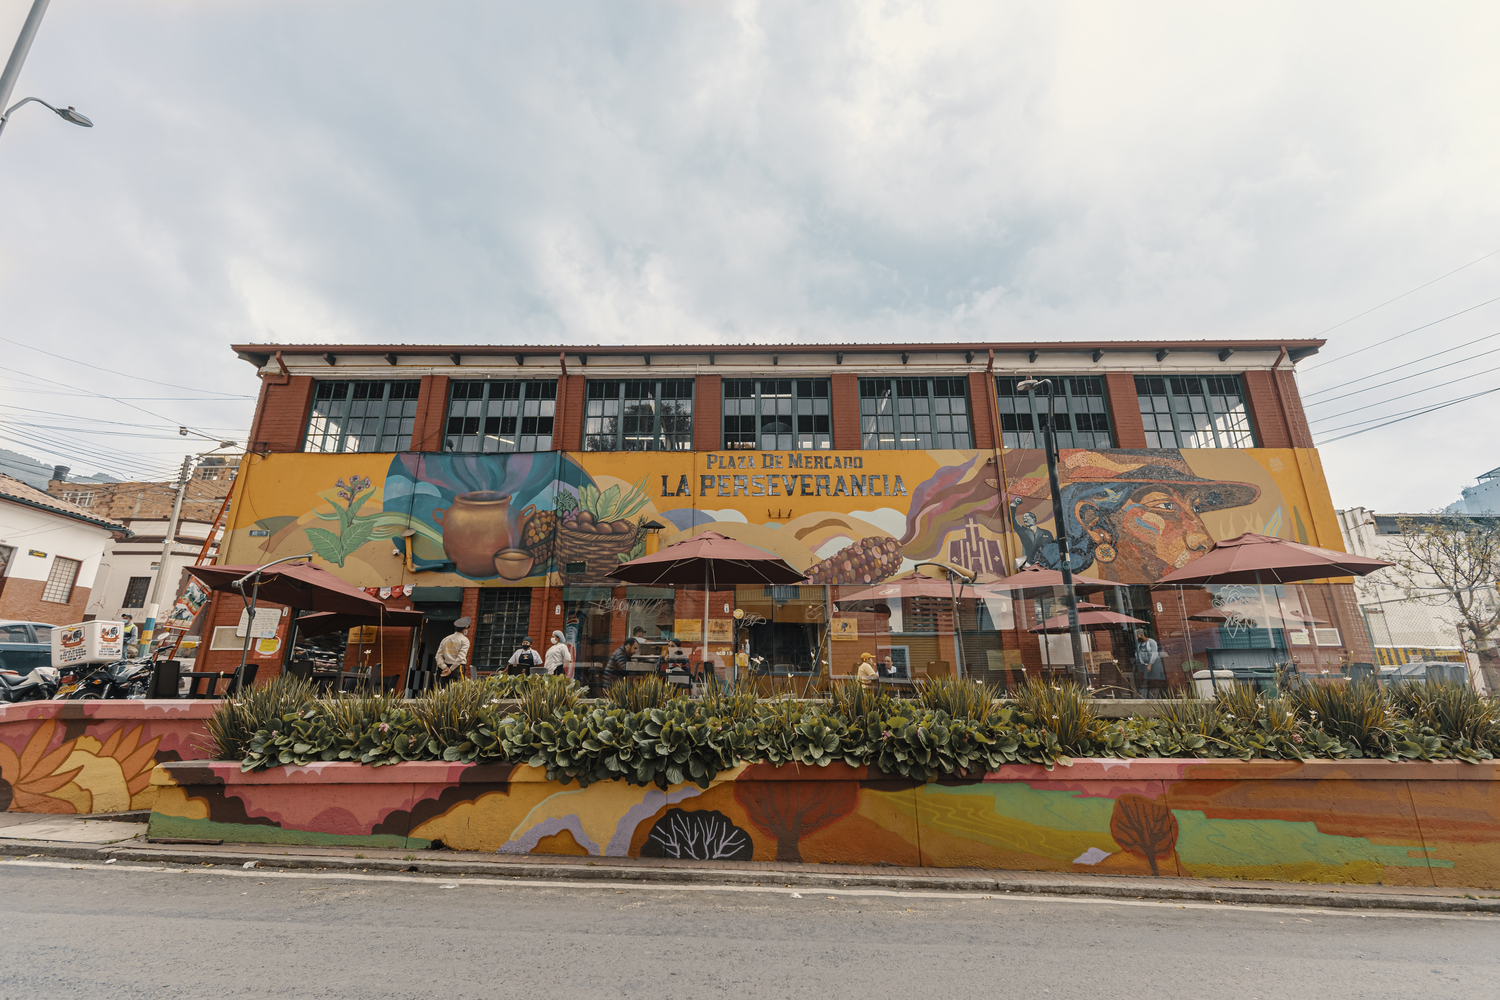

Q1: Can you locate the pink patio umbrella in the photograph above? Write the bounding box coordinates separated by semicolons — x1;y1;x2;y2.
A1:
1155;533;1393;586
1029;609;1150;633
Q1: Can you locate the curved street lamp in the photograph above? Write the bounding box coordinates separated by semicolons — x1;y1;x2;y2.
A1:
0;96;92;139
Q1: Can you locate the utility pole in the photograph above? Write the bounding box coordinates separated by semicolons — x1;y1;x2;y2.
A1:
147;455;196;609
0;0;51;116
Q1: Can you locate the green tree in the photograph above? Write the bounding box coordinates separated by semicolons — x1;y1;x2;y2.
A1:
1390;516;1500;691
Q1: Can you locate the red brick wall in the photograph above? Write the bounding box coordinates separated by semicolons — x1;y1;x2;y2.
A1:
694;375;722;452
830;373;860;450
0;578;92;626
1241;370;1294;448
460;588;480;669
410;375;451;452
967;372;997;451
556;375;585;451
1275;368;1315;448
248;376;316;453
1105;373;1147;448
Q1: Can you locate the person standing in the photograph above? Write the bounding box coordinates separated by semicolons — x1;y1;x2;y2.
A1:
603;637;638;691
120;614;140;659
433;617;472;686
543;630;573;678
1134;630;1162;697
856;651;878;690
507;638;542;676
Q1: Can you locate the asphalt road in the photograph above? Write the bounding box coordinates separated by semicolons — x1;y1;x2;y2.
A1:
0;859;1494;1000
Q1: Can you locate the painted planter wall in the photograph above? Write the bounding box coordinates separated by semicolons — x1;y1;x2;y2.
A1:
148;758;1500;889
1;701;216;814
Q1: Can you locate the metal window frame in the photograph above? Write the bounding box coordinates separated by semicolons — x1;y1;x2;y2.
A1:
303;379;421;454
721;377;832;451
582;378;695;452
41;556;81;604
121;576;152;608
1135;374;1256;449
473;588;535;670
443;378;558;453
994;375;1114;449
857;376;973;450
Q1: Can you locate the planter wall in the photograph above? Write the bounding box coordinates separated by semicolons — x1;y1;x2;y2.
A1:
148;758;1500;888
1;700;216;814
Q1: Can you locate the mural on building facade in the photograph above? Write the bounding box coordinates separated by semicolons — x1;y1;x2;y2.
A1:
147;759;1500;889
222;447;1323;591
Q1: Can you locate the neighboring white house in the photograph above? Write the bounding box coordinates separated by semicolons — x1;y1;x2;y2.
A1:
0;474;131;626
1336;506;1499;690
1451;466;1500;516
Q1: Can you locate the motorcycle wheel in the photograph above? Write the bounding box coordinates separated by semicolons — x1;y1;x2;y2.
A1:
70;691;102;700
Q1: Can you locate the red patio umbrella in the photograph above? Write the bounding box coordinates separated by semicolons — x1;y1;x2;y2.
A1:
989;564;1120;596
612;531;803;681
188;561;386;615
295;608;427;638
1155;533;1393;586
1029;609;1149;633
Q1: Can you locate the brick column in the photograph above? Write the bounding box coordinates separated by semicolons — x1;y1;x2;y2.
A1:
1241;371;1291;448
411;375;451;451
248;376;315;453
1105;373;1146;448
694;374;722;452
830;373;860;450
966;372;997;451
556;375;585;451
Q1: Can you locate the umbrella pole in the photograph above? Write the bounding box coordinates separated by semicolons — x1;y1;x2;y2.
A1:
232;576;259;697
703;561;710;691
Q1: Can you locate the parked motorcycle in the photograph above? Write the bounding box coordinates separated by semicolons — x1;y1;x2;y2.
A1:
0;665;62;703
66;658;154;700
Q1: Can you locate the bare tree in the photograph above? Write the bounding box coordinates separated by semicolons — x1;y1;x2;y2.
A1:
1387;516;1500;690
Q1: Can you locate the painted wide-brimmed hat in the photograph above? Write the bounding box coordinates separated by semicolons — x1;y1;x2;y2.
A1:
1008;451;1260;512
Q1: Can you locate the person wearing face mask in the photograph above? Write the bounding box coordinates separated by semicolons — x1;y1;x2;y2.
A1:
543;629;573;679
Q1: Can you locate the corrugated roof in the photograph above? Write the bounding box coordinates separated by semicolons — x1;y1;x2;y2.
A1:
0;474;132;535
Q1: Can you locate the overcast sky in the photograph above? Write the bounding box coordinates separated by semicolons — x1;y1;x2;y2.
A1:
1;1;1496;512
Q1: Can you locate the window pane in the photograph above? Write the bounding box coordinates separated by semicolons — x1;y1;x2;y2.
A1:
1134;374;1254;449
995;376;1110;448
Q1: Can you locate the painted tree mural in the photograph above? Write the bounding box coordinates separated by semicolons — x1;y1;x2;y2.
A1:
640;809;754;861
734;780;859;862
1109;794;1179;876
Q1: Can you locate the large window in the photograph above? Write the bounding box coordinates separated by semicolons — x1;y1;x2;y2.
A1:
122;576;151;608
723;379;830;450
304;380;420;453
859;377;971;449
42;556;80;604
472;589;533;670
1136;375;1255;449
583;379;693;451
445;380;556;453
995;376;1113;449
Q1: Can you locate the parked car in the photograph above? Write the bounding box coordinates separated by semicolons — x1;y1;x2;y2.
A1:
0;620;57;673
1378;661;1471;686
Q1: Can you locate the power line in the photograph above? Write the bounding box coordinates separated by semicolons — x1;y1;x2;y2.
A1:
0;336;255;398
1309;249;1500;339
1299;294;1500;374
1303;344;1500;407
1316;386;1500;444
1307;362;1500;424
3;368;229;438
1301;329;1500;398
0;402;246;434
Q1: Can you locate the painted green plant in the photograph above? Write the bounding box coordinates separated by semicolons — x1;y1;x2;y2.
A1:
306;474;381;567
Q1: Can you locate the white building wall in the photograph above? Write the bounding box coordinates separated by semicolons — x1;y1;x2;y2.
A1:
0;502;115;593
85;517;218;621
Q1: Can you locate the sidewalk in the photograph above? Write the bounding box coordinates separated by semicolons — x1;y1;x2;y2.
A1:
3;814;1497;914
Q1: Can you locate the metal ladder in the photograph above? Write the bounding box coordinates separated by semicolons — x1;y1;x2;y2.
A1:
155;485;234;662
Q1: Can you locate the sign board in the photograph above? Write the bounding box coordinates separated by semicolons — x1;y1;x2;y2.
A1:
236;608;282;639
673;619;732;642
830;616;858;641
51;621;124;667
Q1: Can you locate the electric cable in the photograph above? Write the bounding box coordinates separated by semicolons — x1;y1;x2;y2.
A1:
3;367;233;438
1315;386;1500;444
0;402;247;434
1303;344;1500;407
1300;329;1500;398
0;336;255;398
1308;249;1500;339
1299;294;1500;374
1307;362;1500;424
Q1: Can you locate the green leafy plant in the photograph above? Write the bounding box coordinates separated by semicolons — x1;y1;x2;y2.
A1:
1012;678;1095;754
306;474;382;567
206;673;316;760
578;478;653;523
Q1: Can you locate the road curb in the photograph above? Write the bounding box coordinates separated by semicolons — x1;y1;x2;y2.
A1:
4;839;1497;914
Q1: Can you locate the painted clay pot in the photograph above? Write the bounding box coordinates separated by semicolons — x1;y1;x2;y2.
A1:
493;548;535;581
434;491;516;577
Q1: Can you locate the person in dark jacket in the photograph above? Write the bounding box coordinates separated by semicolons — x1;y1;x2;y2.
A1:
603;638;638;690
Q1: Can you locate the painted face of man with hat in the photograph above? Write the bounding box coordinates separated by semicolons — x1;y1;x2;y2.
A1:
1011;452;1260;583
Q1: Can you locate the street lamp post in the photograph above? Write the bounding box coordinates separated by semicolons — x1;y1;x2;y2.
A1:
1016;378;1090;687
915;559;976;680
0;0;93;141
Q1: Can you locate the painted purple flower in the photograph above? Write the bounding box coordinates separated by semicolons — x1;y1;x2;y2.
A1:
335;474;374;502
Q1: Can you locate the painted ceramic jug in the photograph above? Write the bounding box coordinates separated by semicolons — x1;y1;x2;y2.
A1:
435;492;524;577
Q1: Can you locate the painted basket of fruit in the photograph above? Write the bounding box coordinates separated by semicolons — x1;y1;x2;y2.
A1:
549;479;653;580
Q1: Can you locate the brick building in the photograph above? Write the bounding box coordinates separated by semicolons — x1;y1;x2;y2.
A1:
45;475;232;627
0;475;131;627
197;339;1367;691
